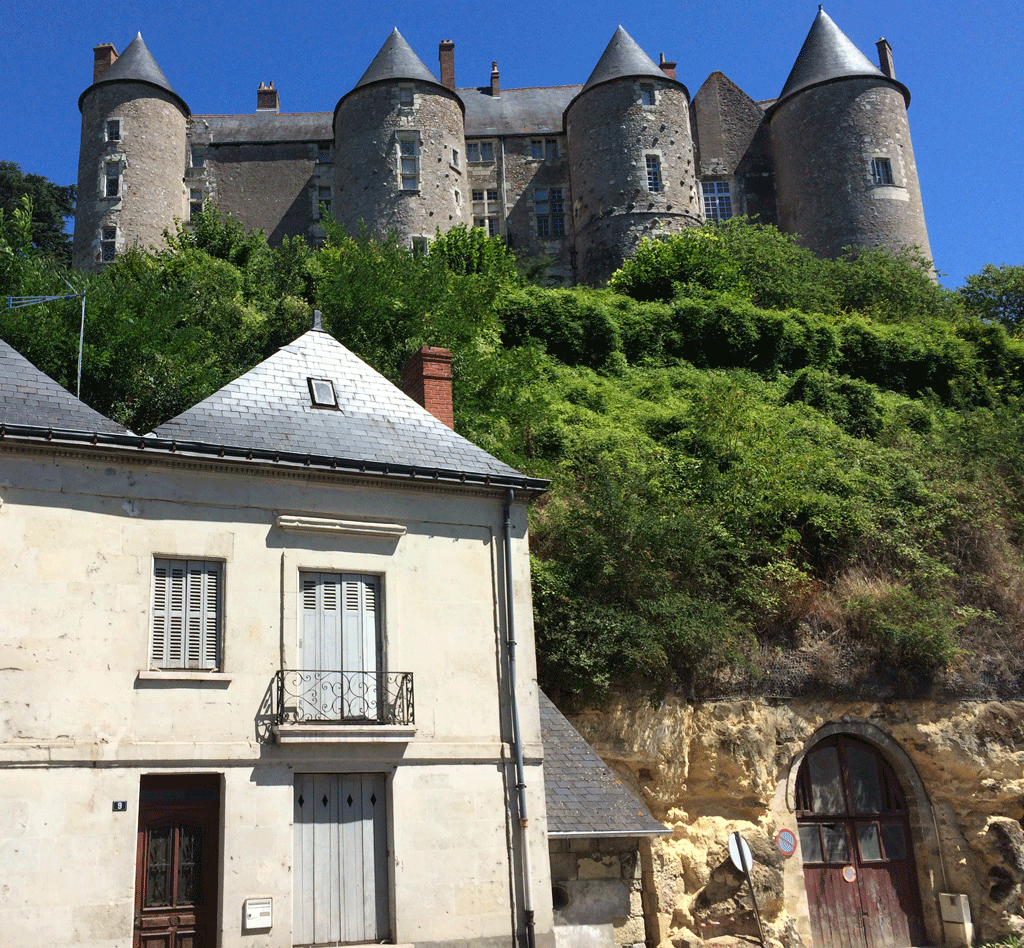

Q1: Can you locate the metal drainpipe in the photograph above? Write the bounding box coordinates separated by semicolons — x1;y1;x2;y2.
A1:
503;487;536;948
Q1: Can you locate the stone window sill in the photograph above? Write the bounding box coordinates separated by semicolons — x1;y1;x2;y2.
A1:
137;669;232;683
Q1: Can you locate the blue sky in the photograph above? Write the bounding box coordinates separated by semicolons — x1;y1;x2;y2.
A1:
4;0;1021;289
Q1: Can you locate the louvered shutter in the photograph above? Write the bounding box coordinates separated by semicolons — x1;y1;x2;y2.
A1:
151;559;221;670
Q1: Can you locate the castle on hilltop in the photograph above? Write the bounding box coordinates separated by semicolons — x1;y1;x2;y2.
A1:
72;8;932;285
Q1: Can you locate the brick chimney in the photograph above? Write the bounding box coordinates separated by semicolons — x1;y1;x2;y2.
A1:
257;81;280;112
439;40;455;91
876;38;895;79
658;53;677;80
490;62;500;97
93;44;118;83
401;346;454;428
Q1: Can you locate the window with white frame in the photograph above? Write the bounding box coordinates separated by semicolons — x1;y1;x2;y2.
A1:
189;189;204;220
398;134;420;190
151;559;222;670
100;226;117;262
467;141;495;162
702;181;733;221
106;119;121;142
535;187;565;237
871;158;894;185
105;162;120;198
318;185;332;219
640;84;656;106
645;155;662;192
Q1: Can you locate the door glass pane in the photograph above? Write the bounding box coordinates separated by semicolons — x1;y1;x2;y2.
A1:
799;825;823;862
821;823;849;862
145;826;172;906
858;823;883;861
847;743;883;813
807;746;845;814
881;821;909;860
177;824;203;905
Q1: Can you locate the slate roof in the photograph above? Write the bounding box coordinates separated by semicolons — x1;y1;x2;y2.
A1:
0;338;130;435
461;86;580;137
582;26;671;93
152;327;531;483
79;33;189;114
775;8;909;108
355;29;442;90
540;691;668;838
192;113;333;146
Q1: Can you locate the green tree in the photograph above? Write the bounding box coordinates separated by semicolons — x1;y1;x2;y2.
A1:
0;162;75;263
959;264;1024;332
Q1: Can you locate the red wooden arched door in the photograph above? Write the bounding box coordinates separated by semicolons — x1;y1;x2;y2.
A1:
796;735;925;948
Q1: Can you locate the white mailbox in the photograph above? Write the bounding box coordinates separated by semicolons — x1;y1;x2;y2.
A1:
245;897;273;931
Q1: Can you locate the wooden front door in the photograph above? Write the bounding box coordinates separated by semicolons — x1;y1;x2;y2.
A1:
135;775;220;948
796;736;924;948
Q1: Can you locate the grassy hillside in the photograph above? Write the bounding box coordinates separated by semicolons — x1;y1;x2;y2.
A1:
4;203;1024;704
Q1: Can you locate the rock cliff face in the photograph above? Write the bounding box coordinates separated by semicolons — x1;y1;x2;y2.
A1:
570;697;1024;947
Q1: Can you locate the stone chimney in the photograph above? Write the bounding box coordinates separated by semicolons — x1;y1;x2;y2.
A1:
490;62;500;97
401;346;454;428
93;44;118;83
257;81;280;113
876;38;895;79
439;40;455;91
659;53;677;80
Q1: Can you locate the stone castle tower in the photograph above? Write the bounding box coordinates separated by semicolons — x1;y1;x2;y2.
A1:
71;9;933;283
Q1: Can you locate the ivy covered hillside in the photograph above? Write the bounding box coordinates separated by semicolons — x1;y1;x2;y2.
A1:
5;187;1024;705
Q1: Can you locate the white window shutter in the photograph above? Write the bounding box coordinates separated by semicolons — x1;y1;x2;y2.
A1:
152;559;220;670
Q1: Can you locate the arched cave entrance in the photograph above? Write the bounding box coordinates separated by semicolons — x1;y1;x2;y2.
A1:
795;734;926;948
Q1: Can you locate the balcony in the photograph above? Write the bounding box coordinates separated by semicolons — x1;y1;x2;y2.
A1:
272;670;414;744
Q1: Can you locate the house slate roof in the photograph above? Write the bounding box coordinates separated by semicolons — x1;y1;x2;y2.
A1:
460;86;580;137
152;326;531;483
582;26;671;93
775;8;909;108
540;691;668;838
0;338;130;435
79;33;189;114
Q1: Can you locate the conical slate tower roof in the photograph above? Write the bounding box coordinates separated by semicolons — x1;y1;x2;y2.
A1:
152;327;531;483
582;26;668;92
78;33;188;113
355;28;440;89
0;338;130;435
776;8;907;106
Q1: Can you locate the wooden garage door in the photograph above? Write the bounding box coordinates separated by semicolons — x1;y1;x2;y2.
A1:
796;736;924;948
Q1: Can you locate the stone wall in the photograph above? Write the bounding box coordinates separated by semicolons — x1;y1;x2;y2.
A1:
570;696;1024;947
74;84;187;268
770;79;932;262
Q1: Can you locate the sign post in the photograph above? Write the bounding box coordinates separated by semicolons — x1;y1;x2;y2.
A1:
729;830;766;948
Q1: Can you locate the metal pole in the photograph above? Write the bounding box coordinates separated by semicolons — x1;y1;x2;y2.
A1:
738;843;766;948
77;289;86;398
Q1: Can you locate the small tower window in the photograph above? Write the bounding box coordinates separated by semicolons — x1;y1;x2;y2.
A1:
399;86;414;107
645;155;662;193
640;84;656;106
105;163;120;198
451;147;460;169
317;145;331;164
106;119;121;142
398;134;420;191
189;189;204;220
318;186;332;219
100;227;117;262
872;158;894;185
702;181;733;221
189;147;206;170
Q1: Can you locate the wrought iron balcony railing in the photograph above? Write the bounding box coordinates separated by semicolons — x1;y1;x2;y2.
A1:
274;669;414;726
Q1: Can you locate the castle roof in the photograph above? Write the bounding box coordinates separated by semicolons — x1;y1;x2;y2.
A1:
0;338;130;435
582;26;672;92
460;86;580;137
78;33;189;115
152;326;541;489
775;8;909;108
539;691;669;838
355;28;441;90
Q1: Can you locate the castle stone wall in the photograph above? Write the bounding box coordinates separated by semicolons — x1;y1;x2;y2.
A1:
771;78;932;261
333;82;466;246
73;84;187;269
566;79;701;285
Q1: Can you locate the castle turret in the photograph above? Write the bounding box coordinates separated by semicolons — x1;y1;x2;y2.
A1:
768;8;932;262
564;27;701;285
73;34;189;269
332;29;467;249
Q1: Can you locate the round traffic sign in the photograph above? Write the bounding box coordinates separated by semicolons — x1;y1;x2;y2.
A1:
729;831;753;874
775;828;797;857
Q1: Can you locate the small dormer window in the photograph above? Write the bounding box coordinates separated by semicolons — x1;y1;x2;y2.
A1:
308;378;338;409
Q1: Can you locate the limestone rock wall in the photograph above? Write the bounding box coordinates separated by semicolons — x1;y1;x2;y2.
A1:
570;697;1024;947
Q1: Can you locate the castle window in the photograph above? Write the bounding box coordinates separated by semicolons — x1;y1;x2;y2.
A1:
531;139;558;161
105;163;120;198
398;134;420;191
472;190;484;202
189;189;204;220
467;141;495;162
487;189;498;203
101;226;116;262
411;236;430;254
473;188;502;236
317;146;331;164
452;147;460;169
640;84;656;106
189;147;206;170
399;86;414;107
475;217;498;236
535;188;565;237
871;158;894;186
318;186;332;219
645;155;662;192
106;119;121;142
702;181;733;221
